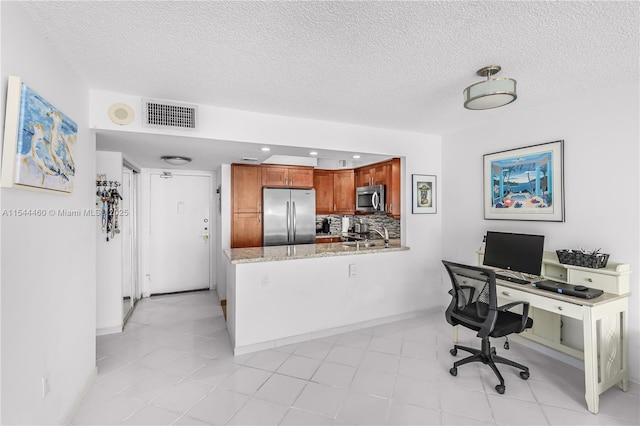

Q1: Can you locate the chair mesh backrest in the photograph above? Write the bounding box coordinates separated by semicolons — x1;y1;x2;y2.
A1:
443;260;497;337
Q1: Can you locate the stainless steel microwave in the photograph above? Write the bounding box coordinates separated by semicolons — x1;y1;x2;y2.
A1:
355;185;385;213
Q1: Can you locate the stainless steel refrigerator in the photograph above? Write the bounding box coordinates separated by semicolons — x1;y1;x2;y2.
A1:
263;188;316;246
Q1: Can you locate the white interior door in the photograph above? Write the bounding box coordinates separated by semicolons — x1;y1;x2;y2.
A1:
149;173;211;294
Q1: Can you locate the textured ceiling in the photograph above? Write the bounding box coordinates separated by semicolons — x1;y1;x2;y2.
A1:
15;1;640;167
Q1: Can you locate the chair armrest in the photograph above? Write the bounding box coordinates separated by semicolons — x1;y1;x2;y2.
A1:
448;285;476;301
498;301;530;333
459;285;476;301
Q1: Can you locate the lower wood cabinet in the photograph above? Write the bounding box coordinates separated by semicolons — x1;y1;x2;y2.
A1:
231;212;262;248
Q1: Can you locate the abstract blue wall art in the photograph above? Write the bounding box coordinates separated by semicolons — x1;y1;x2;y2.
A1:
8;79;77;192
483;141;564;221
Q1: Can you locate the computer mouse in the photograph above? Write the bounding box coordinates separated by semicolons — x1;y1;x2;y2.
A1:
574;285;588;291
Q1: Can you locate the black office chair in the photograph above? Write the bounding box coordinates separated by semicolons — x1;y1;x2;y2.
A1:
442;260;533;394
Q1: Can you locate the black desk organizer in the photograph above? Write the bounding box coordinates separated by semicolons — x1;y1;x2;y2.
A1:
556;250;609;269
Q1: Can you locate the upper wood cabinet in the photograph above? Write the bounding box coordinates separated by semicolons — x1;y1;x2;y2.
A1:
313;169;354;214
262;165;313;188
386;158;401;219
355;163;388;187
333;169;355;214
232;164;262;213
313;170;334;214
354;158;401;218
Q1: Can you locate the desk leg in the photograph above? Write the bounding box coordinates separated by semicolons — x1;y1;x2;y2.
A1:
582;307;599;414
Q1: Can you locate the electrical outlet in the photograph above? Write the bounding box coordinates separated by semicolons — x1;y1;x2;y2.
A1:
41;377;50;397
261;274;269;287
349;264;357;277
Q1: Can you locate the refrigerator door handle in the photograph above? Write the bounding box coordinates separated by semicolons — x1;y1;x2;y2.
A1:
292;201;297;242
286;201;291;243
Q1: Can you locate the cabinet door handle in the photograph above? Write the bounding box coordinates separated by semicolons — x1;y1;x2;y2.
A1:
501;291;510;297
585;278;593;283
557;306;563;311
334;204;336;211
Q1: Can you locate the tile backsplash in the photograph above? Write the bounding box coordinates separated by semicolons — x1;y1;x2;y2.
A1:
316;213;400;239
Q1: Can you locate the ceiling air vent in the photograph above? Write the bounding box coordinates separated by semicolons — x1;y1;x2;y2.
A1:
142;99;197;129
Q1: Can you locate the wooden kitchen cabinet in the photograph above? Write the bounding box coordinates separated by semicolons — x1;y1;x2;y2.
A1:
386;158;401;218
355;163;388;187
231;164;262;247
313;170;334;214
333;169;355;214
231;212;262;248
313;169;354;214
232;164;262;213
262;165;313;188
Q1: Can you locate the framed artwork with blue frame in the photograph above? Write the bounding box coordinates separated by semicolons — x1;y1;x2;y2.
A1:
483;140;564;221
1;76;77;193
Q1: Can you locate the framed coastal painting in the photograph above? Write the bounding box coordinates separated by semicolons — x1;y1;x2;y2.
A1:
1;76;77;193
412;174;436;214
483;140;564;221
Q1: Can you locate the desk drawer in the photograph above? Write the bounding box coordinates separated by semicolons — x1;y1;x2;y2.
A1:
570;270;618;294
496;286;582;320
542;298;582;320
496;286;538;306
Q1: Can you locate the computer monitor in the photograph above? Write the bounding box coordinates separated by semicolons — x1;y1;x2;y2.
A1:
483;231;545;276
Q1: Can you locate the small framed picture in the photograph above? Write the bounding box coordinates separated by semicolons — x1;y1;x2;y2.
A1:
412;174;436;214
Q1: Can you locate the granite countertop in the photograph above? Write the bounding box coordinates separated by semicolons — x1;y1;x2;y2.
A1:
225;239;408;264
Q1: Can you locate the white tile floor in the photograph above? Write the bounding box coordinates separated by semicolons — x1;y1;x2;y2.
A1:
72;290;639;425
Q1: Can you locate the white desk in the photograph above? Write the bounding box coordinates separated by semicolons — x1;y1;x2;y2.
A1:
457;250;631;414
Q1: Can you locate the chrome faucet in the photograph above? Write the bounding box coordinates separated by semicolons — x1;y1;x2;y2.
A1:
371;226;389;247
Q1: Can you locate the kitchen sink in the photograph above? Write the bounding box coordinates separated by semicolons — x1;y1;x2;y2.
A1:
342;241;376;248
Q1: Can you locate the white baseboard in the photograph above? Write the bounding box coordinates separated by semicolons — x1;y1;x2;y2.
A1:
233;309;431;356
96;324;122;336
62;366;97;425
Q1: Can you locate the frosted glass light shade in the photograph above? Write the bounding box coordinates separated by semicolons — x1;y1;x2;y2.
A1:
161;156;192;165
464;78;517;110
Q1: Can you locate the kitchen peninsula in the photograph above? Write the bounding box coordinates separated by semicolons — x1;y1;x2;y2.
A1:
224;239;415;355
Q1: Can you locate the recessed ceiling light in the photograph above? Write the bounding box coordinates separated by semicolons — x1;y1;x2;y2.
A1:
161;156;192;166
352;155;361;159
261;147;270;152
309;151;318;156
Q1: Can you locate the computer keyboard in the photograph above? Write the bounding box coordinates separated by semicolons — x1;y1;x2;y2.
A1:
496;274;530;285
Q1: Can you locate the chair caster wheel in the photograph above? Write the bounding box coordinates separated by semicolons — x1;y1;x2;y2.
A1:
495;384;505;394
450;348;457;356
491;347;497;356
449;367;457;376
520;371;530;380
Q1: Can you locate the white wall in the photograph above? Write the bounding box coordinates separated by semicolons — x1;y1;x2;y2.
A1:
95;151;123;334
0;3;97;424
442;83;640;382
90;91;444;312
216;164;231;299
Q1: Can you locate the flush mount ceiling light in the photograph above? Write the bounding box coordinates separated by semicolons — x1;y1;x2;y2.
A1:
161;156;192;166
463;65;517;110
